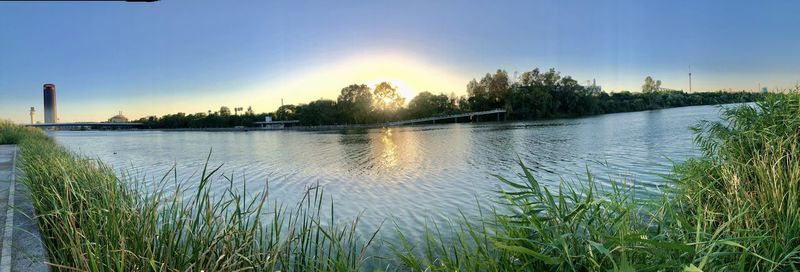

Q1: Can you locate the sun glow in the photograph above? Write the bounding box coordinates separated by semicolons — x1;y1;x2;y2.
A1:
244;51;470;110
367;78;416;101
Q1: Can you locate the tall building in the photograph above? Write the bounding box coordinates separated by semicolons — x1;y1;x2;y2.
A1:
29;107;35;124
43;83;57;123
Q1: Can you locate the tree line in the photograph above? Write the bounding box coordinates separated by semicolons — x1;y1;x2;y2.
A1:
135;68;764;128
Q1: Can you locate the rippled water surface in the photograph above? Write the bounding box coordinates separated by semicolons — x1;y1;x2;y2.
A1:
50;105;725;243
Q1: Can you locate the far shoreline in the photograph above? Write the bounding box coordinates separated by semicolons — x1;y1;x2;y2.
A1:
55;102;748;133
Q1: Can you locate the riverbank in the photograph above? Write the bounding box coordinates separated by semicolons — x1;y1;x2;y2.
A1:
2;121;378;271
141;102;756;133
1;93;799;270
154;123;384;132
135;91;765;131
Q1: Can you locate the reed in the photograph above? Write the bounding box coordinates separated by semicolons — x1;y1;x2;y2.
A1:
390;166;695;271
391;93;800;271
0;120;46;144
671;93;800;270
9;127;378;271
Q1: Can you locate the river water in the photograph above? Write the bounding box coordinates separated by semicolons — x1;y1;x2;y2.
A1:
50;105;726;245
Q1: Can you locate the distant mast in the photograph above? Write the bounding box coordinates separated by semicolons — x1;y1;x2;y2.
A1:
688;66;692;93
43;83;58;123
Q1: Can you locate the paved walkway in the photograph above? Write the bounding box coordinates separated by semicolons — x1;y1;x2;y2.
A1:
0;145;48;271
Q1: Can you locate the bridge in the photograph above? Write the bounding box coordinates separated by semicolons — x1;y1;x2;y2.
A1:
387;109;506;126
27;122;144;129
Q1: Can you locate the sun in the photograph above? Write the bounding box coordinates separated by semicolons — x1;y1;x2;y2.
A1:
367;78;416;102
394;81;416;101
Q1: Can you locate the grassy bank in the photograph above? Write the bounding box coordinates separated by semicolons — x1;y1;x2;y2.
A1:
0;120;43;144
1;94;798;271
2;122;378;271
674;93;800;269
390;94;799;271
393;95;799;271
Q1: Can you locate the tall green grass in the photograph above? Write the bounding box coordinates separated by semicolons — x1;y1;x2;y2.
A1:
672;93;800;270
2;93;799;271
391;167;695;271
0;120;46;144
8;127;378;271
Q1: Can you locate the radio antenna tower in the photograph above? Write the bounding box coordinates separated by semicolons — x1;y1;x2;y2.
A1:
688;66;693;93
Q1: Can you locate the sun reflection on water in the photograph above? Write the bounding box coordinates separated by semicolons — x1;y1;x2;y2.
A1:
379;128;397;168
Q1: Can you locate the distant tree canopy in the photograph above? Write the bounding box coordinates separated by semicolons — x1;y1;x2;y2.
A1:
139;111;271;129
136;68;764;128
406;91;458;119
337;84;373;124
373;82;404;111
275;104;296;121
642;76;663;93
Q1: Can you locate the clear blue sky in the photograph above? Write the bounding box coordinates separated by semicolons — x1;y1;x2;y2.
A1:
1;0;799;122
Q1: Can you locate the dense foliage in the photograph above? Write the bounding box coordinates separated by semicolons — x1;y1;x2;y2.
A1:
139;111;272;129
135;68;763;128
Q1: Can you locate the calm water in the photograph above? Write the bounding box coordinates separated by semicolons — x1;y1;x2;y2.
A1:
50;105;725;243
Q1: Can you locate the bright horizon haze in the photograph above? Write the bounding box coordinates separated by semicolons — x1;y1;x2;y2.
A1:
2;0;799;123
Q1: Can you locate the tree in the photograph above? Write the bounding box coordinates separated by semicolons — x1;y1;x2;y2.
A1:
337;84;373;124
519;68;541;87
466;78;490;111
373;82;404;112
508;85;555;119
642;76;662;93
541;68;561;86
405;92;456;119
518;68;560;86
296;99;338;125
219;106;231;116
486;69;510;107
275;104;297;120
467;71;510;111
466;79;485;97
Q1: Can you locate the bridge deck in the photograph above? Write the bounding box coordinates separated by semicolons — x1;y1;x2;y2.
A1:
388;109;505;126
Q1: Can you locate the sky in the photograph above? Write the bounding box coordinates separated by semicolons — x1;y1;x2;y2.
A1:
1;0;800;123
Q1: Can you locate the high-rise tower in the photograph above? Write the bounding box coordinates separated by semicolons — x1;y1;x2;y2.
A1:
43;83;57;123
29;107;36;124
